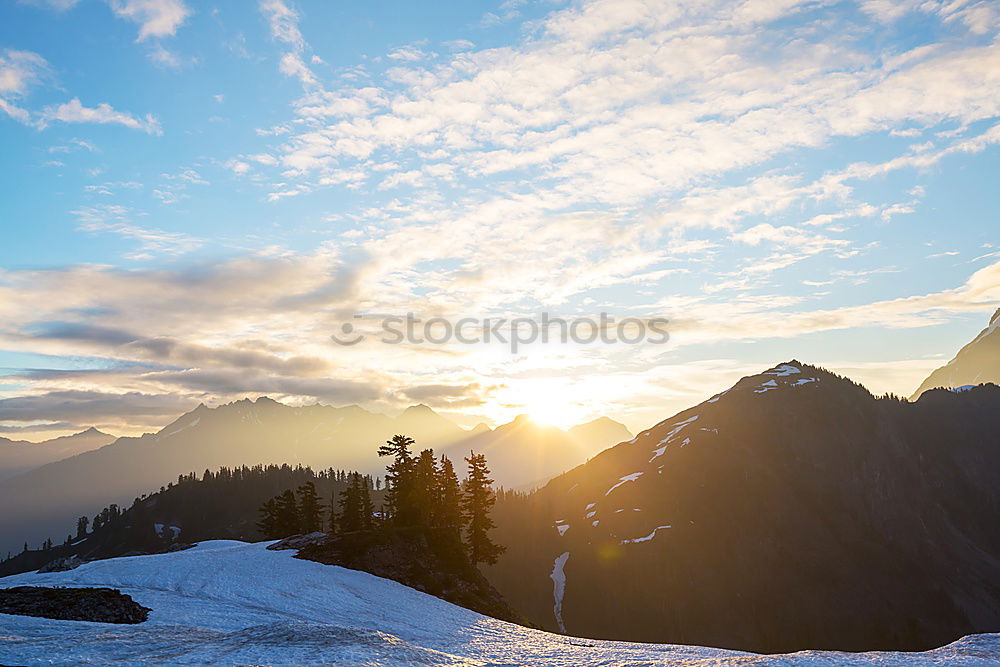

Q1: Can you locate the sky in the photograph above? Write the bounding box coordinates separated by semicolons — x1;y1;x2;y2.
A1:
0;0;998;438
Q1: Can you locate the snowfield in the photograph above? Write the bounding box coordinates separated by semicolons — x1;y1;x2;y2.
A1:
1;540;998;666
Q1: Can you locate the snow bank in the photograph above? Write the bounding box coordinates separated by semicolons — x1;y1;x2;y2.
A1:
1;540;997;665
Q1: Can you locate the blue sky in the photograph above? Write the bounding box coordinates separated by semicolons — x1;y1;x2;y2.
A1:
1;0;998;437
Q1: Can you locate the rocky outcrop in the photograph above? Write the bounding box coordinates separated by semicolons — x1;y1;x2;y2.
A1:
37;554;88;573
0;586;150;623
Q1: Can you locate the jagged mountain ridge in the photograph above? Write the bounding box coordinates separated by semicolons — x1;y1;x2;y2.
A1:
0;427;116;481
0;398;629;556
487;361;1000;653
912;307;1000;399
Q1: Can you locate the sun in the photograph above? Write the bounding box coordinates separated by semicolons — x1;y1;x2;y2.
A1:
499;379;589;430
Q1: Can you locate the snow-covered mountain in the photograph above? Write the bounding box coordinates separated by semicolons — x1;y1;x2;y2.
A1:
912;307;1000;399
0;398;628;557
1;539;997;666
0;427;115;481
487;362;1000;653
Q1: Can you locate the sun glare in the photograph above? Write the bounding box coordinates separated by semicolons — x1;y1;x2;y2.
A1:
499;379;589;430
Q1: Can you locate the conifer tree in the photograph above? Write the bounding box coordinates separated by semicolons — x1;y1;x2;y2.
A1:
76;516;89;540
338;473;363;532
256;497;280;538
378;434;415;524
412;448;439;528
436;455;463;538
463;452;505;565
327;501;338;536
274;489;300;537
359;476;375;530
296;481;324;533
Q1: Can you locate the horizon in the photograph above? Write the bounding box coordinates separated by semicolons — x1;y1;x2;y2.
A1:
2;0;998;439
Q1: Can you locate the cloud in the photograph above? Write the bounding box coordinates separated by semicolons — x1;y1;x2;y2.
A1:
401;383;492;408
0;422;76;435
259;0;317;87
108;0;191;41
0;49;50;126
39;98;162;134
71;204;201;258
0;390;196;425
387;45;427;62
17;0;80;10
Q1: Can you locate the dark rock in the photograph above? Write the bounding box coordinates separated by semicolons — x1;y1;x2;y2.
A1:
0;586;150;623
37;554;88;573
266;532;332;551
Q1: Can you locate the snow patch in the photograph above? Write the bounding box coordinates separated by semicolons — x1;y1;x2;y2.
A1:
550;551;571;633
605;472;644;496
621;525;672;545
153;523;181;540
163;417;201;438
793;377;819;386
555;524;569;537
766;364;801;377
755;380;778;393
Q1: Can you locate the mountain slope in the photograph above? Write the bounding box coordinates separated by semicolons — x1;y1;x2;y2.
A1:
1;540;997;665
0;428;115;481
912;307;1000;399
487;362;1000;653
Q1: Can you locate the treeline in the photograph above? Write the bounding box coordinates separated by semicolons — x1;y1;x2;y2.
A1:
2;464;379;563
258;435;505;565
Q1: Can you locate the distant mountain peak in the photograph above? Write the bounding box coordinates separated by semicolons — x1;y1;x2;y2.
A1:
402;403;436;414
912;307;1000;399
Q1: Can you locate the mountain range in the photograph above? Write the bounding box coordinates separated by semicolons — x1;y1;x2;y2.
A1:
0;428;115;481
486;361;1000;653
0;401;629;557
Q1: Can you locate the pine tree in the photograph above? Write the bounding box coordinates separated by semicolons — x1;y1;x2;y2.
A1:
76;516;89;540
412;448;439;528
296;481;324;533
274;489;300;537
436;455;463;538
257;497;280;538
463;452;505;565
327;490;339;536
359;476;375;530
378;434;415;524
338;473;363;532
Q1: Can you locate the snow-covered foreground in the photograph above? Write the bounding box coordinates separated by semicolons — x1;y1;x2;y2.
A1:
1;541;997;666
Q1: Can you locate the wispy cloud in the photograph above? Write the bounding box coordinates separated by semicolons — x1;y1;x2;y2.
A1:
108;0;191;41
0;48;49;126
39;98;163;134
259;0;317;87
